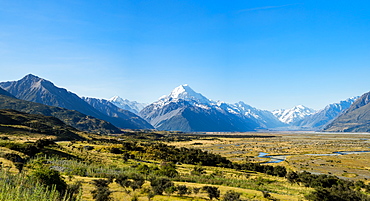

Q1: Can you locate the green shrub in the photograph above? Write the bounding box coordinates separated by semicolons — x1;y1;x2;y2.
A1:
0;170;77;201
31;167;67;193
150;177;174;195
203;186;220;200
222;190;242;201
177;185;189;197
91;179;112;201
155;162;178;178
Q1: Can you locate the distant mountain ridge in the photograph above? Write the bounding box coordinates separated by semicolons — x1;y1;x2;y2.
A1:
323;92;370;132
228;101;286;128
294;97;359;130
83;97;153;129
0;74;151;130
0;93;122;134
1;74;367;133
109;96;147;114
272;105;316;124
140;84;283;132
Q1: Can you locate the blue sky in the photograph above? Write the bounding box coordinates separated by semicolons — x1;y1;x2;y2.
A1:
1;0;370;111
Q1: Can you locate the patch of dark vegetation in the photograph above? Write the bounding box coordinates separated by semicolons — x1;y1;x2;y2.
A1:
287;171;370;201
0;95;121;134
0;109;85;140
0;139;58;157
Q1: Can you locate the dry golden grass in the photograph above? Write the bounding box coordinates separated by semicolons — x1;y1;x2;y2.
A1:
3;132;369;200
167;132;370;180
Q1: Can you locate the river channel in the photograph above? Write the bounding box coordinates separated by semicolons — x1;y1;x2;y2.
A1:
258;150;370;164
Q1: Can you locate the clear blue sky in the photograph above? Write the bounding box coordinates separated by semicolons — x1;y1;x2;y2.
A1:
1;0;370;111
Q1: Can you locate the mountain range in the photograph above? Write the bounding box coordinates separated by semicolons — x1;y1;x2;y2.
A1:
139;84;283;132
82;97;152;129
0;74;369;133
272;105;316;124
294;97;358;130
323;93;370;132
0;90;121;134
0;74;152;130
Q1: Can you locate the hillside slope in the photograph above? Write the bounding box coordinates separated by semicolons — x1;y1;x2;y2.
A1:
83;97;153;129
324;92;370;132
0;94;122;134
0;109;84;140
0;74;149;129
294;97;358;130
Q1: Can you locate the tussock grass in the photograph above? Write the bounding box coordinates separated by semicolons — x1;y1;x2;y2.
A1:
0;170;77;201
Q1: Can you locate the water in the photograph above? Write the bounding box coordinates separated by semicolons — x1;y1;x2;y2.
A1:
258;150;370;164
333;150;370;155
258;152;287;164
258;152;269;157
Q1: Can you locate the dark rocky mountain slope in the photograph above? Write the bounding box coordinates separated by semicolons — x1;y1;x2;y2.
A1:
0;93;122;134
324;92;370;132
0;74;150;130
83;97;153;129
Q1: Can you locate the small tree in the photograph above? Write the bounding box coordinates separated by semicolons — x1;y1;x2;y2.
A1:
150;177;174;195
192;187;201;195
31;167;67;194
115;173;145;194
147;191;155;201
191;166;206;176
91;179;112;201
137;164;151;179
156;162;178;178
164;186;177;196
203;186;220;200
286;171;299;183
130;173;145;191
177;185;189;197
34;138;55;149
65;181;82;201
262;191;271;199
223;190;242;201
14;162;24;173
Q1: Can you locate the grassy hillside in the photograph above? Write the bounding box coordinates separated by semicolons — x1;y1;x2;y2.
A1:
0;109;84;140
0;94;122;134
1;131;370;201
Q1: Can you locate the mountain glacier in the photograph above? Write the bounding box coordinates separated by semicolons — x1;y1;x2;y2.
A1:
272;105;316;124
140;84;283;132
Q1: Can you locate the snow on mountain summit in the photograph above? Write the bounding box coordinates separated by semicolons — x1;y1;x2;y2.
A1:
140;84;285;131
273;105;316;124
161;84;211;104
108;96;147;114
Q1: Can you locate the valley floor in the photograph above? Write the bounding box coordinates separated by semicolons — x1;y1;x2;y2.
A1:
1;130;370;200
168;132;370;180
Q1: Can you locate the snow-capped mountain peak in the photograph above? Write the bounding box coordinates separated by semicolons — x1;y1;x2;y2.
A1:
293;96;359;129
162;84;210;104
273;105;316;124
108;95;147;114
109;95;122;103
